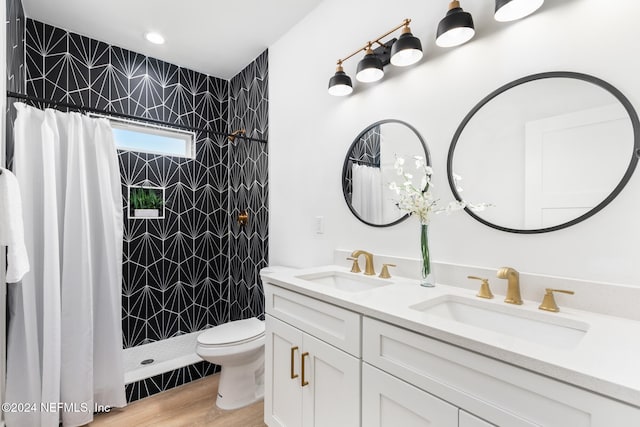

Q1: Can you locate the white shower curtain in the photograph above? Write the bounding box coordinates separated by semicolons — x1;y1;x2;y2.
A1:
5;103;126;427
351;163;383;223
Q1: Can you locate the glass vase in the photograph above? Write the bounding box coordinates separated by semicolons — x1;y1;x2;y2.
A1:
420;223;435;287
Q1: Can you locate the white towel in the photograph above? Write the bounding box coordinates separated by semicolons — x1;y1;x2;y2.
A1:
0;167;30;283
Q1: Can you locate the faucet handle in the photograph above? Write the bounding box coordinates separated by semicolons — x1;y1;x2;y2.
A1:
346;257;361;273
539;288;574;312
379;264;396;279
468;275;494;299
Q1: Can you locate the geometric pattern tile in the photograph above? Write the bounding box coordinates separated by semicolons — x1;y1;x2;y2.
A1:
228;50;269;321
22;18;268;399
343;125;381;199
125;361;219;403
25;18;230;349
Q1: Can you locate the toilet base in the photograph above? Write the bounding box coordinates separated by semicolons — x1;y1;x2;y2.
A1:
215;352;265;410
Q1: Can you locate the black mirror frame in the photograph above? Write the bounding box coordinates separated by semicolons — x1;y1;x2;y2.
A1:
342;119;431;227
447;71;640;234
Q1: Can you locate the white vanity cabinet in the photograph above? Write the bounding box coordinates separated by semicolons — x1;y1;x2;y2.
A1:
362;363;499;427
363;317;640;427
263;279;640;427
459;411;495;427
362;362;459;426
264;285;361;427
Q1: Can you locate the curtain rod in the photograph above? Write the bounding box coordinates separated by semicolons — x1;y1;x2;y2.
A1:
5;91;267;144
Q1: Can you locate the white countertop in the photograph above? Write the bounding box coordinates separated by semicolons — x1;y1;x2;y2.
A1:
261;264;640;408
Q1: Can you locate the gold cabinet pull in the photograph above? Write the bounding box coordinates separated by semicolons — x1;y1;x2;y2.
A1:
290;346;299;379
301;352;310;387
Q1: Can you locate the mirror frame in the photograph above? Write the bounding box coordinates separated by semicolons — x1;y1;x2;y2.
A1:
447;71;640;234
342;119;430;227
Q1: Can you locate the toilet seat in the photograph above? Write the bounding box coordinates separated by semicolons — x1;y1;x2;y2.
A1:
197;317;265;347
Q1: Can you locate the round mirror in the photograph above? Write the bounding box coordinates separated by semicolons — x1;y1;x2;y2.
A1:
447;71;640;233
342;119;430;227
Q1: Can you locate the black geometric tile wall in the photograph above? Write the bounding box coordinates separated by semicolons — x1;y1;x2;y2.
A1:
228;50;269;321
21;17;269;402
344;125;381;199
5;0;25;170
125;361;219;402
24;18;231;349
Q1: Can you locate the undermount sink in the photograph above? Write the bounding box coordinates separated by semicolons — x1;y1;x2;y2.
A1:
410;294;589;349
295;271;393;293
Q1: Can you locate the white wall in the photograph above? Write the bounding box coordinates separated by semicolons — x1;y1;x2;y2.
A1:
269;0;640;286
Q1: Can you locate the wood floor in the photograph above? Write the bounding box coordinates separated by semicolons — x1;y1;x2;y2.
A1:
86;374;266;427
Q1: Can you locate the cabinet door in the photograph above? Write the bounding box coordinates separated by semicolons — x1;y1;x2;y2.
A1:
265;315;303;427
302;333;361;427
363;317;640;427
460;411;495;427
362;363;458;427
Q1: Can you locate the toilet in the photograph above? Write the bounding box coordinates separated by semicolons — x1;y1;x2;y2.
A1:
196;317;265;410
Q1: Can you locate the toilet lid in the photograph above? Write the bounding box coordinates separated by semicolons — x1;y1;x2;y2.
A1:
197;317;265;346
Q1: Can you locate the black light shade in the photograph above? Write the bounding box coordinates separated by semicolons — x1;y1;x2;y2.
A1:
328;65;353;96
390;28;423;66
356;49;384;83
495;0;544;22
436;1;475;48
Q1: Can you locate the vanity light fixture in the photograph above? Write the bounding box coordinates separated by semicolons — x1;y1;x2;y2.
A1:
436;1;475;48
328;18;423;96
329;3;544;97
328;62;354;96
495;0;544;22
356;43;385;83
145;31;165;45
390;23;424;67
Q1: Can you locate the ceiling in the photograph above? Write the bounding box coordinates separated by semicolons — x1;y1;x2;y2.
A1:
21;0;323;79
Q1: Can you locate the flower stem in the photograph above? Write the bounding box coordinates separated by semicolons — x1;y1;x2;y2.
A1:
421;223;430;278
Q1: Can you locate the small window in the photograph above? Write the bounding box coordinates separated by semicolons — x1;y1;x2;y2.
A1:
98;116;195;158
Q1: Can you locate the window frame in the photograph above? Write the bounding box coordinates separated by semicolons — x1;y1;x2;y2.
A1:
92;114;197;159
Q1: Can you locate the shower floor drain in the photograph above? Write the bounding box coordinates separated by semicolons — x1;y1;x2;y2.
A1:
140;359;154;365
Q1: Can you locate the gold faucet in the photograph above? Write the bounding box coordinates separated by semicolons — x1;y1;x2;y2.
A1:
496;267;523;305
468;276;494;299
539;288;575;312
346;257;361;273
350;250;376;276
379;263;396;279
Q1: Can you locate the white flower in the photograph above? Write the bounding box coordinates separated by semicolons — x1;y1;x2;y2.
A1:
467;202;492;212
388;154;489;225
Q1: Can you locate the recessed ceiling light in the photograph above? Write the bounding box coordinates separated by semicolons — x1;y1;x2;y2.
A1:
145;32;165;45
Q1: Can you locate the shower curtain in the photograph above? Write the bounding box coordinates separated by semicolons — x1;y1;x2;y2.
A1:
351;163;383;223
5;103;126;426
